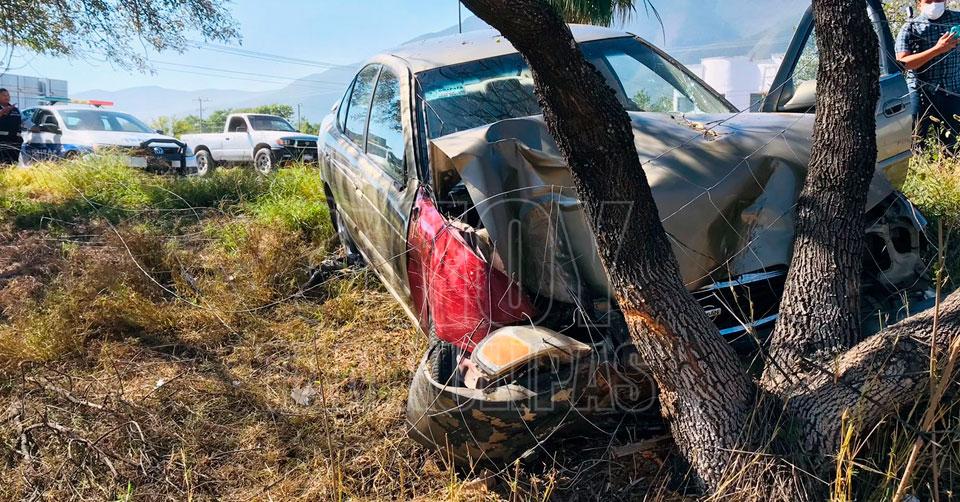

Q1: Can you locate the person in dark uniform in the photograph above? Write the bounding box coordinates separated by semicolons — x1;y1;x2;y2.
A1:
897;0;960;148
0;88;22;165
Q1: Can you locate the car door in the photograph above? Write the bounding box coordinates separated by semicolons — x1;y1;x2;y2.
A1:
326;64;382;259
351;62;419;300
23;109;64;161
223;116;250;162
762;0;912;187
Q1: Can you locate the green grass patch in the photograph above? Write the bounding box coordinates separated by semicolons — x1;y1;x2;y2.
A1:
903;149;960;283
0;156;331;243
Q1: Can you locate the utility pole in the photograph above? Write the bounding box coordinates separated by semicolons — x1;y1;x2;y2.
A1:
195;97;211;133
458;0;463;34
297;103;302;132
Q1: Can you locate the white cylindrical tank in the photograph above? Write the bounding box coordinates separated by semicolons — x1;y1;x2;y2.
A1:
700;57;763;111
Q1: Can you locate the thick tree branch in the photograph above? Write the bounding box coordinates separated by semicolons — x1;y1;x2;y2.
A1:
788;290;960;454
762;0;881;389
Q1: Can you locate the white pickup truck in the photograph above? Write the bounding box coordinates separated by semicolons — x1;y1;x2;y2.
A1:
181;113;319;175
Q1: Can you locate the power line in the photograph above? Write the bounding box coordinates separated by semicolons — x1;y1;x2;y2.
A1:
150;60;349;88
148;65;346;92
184;41;357;71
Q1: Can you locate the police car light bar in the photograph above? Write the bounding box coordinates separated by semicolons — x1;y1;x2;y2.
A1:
43;97;114;107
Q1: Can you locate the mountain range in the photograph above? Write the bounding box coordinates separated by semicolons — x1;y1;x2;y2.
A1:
75;3;808;123
74;65;359;123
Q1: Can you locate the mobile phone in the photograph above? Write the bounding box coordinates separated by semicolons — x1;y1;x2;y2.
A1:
951;25;960;37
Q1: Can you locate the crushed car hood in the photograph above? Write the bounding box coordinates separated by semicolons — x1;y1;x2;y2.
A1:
428;112;896;301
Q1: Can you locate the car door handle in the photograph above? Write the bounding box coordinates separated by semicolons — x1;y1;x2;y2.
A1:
883;101;906;117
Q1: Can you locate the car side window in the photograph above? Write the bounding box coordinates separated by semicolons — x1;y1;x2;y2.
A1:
344;64;380;145
227;117;247;132
366;68;405;181
33;110;56;128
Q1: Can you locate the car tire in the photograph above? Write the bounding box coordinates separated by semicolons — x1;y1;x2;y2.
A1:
195;149;215;177
324;189;363;260
254;148;274;175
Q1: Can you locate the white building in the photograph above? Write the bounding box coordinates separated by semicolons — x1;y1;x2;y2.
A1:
689;55;785;111
0;73;69;109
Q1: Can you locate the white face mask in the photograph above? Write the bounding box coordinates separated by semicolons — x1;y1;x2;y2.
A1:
922;2;946;20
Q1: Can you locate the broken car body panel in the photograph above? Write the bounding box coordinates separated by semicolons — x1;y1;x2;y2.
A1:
428;112;897;301
317;17;923;465
407;191;536;349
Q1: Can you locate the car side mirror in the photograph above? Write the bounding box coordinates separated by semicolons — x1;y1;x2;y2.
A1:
780;79;817;112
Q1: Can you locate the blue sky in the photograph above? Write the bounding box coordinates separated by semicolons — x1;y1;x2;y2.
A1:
14;0;466;93
10;0;809;95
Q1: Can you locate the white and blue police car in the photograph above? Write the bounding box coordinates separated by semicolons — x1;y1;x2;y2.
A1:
20;98;198;175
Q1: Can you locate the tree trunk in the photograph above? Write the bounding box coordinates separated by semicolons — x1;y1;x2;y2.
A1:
460;0;761;491
460;0;960;497
762;0;881;391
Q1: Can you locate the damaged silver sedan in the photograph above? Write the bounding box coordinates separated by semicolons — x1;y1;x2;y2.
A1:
317;20;927;465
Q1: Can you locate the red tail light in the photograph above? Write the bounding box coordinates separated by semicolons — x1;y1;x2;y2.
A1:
407;189;536;351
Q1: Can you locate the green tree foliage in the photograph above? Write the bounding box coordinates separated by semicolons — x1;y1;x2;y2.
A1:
203;104;295;132
884;0;960;34
152;104;319;136
150;116;200;137
547;0;639;25
2;0;238;69
631;89;672;112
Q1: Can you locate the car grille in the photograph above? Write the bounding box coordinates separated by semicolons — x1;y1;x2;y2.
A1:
289;139;317;149
692;269;786;338
129;145;182;158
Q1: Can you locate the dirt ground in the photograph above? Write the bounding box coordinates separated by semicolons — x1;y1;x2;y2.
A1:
0;217;675;501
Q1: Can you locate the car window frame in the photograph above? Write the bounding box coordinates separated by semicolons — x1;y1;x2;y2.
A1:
227;116;247;133
33;110;58;129
363;65;407;184
764;0;899;112
343;63;382;149
337;79;356;133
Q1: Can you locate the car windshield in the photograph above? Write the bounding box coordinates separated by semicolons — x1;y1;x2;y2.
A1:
418;37;734;139
60;110;154;133
248;115;296;132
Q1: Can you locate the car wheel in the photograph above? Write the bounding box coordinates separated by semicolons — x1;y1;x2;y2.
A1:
324;189;363;260
196;149;215;176
254;148;274;175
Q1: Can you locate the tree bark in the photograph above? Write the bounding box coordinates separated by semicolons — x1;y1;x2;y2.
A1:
459;0;960;497
762;0;881;391
788;289;960;454
460;0;759;491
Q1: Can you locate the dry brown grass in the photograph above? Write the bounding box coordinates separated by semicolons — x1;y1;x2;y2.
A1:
0;161;670;501
3;157;958;500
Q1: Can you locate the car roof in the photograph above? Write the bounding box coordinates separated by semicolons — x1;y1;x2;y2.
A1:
387;24;633;73
33;105;126;113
